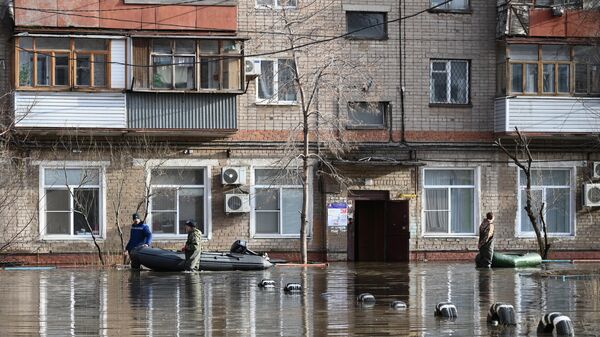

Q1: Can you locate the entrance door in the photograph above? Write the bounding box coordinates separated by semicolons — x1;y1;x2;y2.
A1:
354;200;410;262
355;200;385;261
385;201;410;262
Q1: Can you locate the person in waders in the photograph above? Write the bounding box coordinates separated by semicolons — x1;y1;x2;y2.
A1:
475;212;495;268
182;220;202;272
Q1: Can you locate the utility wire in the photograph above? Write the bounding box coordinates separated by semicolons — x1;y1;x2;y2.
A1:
13;1;451;69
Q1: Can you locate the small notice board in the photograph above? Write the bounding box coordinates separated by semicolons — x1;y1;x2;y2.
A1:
327;202;348;227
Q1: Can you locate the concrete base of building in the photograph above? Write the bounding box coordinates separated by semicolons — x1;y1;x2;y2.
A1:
411;250;600;261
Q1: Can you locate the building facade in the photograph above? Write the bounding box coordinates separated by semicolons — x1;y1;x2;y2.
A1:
0;0;599;264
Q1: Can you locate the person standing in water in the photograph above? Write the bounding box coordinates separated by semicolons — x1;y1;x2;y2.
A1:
476;212;495;268
182;220;202;272
125;213;153;269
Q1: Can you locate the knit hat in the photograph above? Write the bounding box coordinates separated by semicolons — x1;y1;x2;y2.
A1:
132;213;140;220
185;220;195;228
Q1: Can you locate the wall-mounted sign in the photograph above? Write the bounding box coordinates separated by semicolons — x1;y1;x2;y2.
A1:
327;202;348;227
397;193;417;199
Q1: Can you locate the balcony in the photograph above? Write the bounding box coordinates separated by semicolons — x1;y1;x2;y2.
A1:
494;96;600;134
497;1;600;38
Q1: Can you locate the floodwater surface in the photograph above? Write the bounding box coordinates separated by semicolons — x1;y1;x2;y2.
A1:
0;262;599;336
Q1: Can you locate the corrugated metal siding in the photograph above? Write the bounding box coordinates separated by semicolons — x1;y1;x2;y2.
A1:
494;98;507;133
111;40;126;89
15;92;127;128
127;93;237;129
498;96;600;133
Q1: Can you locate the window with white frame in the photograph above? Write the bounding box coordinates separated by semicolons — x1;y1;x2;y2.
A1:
431;0;470;11
150;168;207;236
423;169;476;235
42;168;102;237
518;169;573;235
253;168;304;236
430;59;470;104
256;0;297;9
256;59;297;103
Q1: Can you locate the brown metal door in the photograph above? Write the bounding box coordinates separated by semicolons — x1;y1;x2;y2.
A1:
355;200;385;261
385;201;410;262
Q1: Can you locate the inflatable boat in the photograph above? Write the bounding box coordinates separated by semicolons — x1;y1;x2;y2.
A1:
491;252;542;268
132;241;273;272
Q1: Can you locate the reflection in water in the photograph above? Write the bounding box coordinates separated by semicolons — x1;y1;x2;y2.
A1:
0;263;599;336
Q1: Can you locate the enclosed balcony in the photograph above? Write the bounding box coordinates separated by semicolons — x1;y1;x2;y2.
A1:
494;43;600;134
497;0;600;38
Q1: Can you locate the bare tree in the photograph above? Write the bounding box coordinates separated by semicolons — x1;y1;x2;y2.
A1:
495;127;551;258
250;1;380;263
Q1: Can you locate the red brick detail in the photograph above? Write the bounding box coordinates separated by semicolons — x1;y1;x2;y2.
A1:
1;251;328;266
529;9;600;38
404;131;494;143
411;250;600;261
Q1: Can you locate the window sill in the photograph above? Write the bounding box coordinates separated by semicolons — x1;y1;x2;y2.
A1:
40;236;105;241
255;101;299;106
421;234;478;238
255;5;297;10
516;233;574;239
253;235;311;239
344;36;389;41
132;89;244;94
16;87;123;93
152;235;209;240
429;103;472;108
428;9;473;14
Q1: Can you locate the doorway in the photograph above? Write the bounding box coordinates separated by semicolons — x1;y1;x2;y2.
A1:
350;195;410;262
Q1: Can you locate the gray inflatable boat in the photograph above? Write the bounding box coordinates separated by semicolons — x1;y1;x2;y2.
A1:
132;241;273;272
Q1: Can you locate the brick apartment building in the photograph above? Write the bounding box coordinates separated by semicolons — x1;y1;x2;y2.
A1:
0;0;599;265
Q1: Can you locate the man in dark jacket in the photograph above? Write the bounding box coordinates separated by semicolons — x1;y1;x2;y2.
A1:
125;213;153;269
182;220;202;272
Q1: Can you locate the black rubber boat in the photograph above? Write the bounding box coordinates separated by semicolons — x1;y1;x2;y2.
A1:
132;240;273;272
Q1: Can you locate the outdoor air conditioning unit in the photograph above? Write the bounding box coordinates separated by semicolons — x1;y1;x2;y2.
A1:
583;183;600;207
225;194;250;213
222;167;246;185
593;162;600;178
245;58;261;77
551;5;565;16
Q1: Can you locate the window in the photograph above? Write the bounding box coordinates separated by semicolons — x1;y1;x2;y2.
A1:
150;168;207;236
346;12;387;40
42;168;102;238
574;46;600;95
430;60;470;104
347;102;387;128
431;0;470;12
17;37;109;89
256;0;297;8
256;59;297;103
253;168;304;236
506;44;600;96
518;169;573;235
423;169;476;235
134;38;242;92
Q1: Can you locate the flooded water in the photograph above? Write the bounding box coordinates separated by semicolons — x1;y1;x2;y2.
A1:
0;262;599;336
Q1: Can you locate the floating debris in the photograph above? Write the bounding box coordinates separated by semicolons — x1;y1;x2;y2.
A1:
390;300;407;310
284;283;302;293
258;279;275;288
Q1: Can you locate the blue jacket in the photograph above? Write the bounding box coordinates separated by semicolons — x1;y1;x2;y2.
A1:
126;222;152;252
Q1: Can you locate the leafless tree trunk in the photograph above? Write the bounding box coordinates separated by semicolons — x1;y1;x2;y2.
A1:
495;127;550;258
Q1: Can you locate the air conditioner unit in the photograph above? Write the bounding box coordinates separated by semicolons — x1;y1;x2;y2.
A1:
583;183;600;207
222;167;246;185
225;194;250;213
245;58;261;77
593;162;600;178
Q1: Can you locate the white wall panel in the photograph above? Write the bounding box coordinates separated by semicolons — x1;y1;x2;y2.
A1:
15;92;126;128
